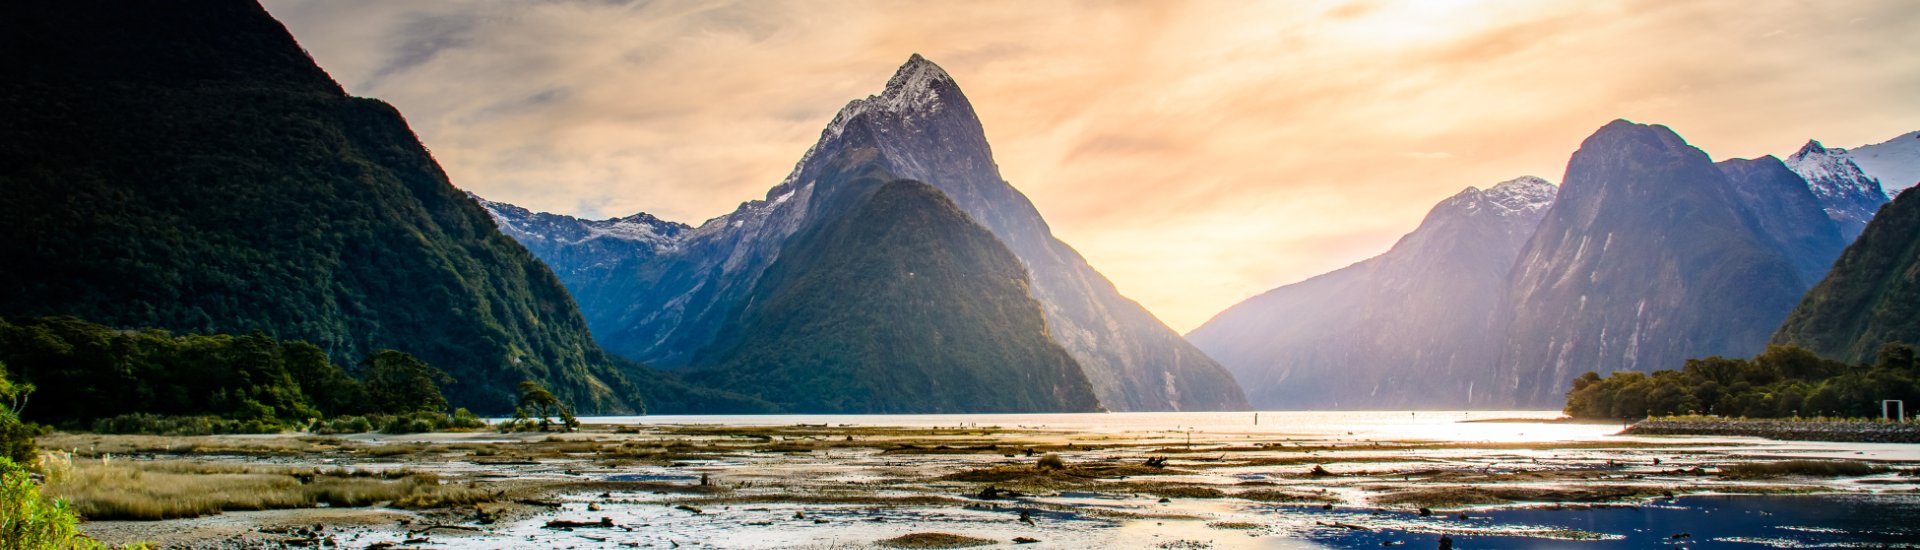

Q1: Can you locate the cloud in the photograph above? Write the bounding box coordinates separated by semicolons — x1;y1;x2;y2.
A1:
262;0;1920;331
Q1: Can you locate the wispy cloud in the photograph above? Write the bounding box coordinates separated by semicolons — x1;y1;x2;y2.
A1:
263;0;1920;331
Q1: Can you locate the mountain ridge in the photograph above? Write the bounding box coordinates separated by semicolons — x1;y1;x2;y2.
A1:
487;55;1248;412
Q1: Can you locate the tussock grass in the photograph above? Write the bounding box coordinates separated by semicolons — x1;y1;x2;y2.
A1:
1235;488;1339;504
42;456;490;520
876;532;997;549
1719;460;1883;479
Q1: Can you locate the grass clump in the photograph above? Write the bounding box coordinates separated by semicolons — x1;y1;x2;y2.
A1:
40;455;490;520
1236;488;1338;504
1719;460;1883;479
876;532;998;548
1036;453;1066;470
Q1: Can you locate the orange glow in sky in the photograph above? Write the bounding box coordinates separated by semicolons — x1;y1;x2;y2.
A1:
264;0;1920;332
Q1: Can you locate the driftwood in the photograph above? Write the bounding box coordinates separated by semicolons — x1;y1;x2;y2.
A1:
1316;521;1370;531
544;517;617;529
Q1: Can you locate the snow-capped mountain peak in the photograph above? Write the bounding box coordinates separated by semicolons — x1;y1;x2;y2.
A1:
816;54;954;145
469;191;688;249
1484;176;1557;216
1784;139;1889;239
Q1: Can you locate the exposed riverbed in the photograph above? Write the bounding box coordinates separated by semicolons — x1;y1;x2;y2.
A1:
50;411;1920;548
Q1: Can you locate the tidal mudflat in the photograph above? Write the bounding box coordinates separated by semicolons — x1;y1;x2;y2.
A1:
50;412;1920;548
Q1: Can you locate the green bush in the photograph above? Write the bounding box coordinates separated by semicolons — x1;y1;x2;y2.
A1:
89;414;285;436
1;366;35;464
1;458;107;549
314;416;374;435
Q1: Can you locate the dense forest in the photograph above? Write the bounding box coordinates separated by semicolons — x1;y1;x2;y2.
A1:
1773;187;1920;364
685;175;1101;413
1565;343;1920;420
0;1;643;414
0;316;481;435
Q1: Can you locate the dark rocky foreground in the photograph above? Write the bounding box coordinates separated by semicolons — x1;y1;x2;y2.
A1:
1626;418;1920;443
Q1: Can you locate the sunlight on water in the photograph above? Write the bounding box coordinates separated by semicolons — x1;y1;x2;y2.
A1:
583;410;1621;444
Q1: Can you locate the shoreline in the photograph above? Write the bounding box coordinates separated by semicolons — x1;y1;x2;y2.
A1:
1624;418;1920;443
29;415;1920;548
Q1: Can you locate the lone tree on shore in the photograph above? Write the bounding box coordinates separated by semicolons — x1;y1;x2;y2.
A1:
511;380;578;432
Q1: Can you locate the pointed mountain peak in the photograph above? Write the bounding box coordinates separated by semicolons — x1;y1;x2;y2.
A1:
1790;139;1853;162
885;53;953;92
1795;139;1830;158
862;53;956;117
787;54;974;187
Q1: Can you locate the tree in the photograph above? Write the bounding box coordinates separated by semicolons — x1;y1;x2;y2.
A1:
0;365;33;464
512;381;577;432
1755;345;1843;381
362;350;452;414
1876;342;1917;372
283;341;369;416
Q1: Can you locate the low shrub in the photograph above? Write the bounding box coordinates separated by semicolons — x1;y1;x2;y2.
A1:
88;414;286;436
1;457;117;549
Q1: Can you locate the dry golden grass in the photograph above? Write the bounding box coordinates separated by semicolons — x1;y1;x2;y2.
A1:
41;456;491;520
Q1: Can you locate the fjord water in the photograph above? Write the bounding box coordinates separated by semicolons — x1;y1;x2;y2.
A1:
546;411;1920;548
586;410;1611;442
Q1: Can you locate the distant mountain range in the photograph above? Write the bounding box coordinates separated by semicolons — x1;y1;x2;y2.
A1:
484;55;1247;413
1194;120;1894;409
1187;177;1556;408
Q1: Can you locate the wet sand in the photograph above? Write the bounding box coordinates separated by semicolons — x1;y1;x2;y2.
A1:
46;416;1920;548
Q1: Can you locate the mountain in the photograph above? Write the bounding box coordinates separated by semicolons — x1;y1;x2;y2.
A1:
1717;156;1848;284
472;194;688;287
489;55;1247;412
1772;186;1920;365
1784;140;1892;240
684;174;1099;413
0;0;639;413
1845;130;1920;194
1187;177;1556;409
1499;120;1810;406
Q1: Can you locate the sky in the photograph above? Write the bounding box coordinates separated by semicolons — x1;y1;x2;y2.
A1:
262;0;1920;333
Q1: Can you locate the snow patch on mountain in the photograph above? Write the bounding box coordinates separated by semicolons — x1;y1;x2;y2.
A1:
1784;140;1890;239
1484;176;1557;216
1846;130;1920;193
470;192;689;249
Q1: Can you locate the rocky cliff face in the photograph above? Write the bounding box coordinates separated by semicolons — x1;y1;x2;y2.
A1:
1193;120;1868;410
489;55;1247;411
1717;156;1848;285
1498;121;1809;406
1188;177;1555;409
